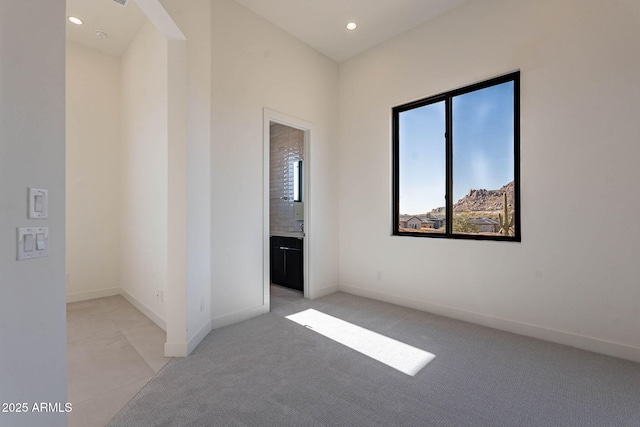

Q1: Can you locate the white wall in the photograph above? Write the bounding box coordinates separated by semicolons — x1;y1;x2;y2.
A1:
160;0;212;355
208;0;340;325
160;0;340;353
120;19;169;326
338;0;640;361
66;42;122;302
0;1;67;426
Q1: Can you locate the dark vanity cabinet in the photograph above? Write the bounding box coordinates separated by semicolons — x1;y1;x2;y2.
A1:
270;236;303;292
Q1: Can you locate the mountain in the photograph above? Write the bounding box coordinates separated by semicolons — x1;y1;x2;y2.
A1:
431;181;514;214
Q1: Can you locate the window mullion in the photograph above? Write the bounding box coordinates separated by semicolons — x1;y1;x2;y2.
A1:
445;97;453;235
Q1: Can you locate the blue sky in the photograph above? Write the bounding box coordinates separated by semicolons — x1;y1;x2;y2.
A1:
399;81;514;215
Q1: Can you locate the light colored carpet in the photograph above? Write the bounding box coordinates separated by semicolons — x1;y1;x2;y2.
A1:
108;291;640;426
286;308;435;376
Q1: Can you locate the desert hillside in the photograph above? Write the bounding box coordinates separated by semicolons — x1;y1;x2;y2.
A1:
430;181;514;214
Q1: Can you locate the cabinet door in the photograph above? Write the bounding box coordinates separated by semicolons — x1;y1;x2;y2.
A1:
285;248;303;291
270;237;303;291
270;238;286;285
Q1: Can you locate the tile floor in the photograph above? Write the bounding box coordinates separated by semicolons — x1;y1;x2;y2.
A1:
66;295;171;427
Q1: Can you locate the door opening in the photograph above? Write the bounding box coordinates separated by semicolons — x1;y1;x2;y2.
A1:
263;109;311;310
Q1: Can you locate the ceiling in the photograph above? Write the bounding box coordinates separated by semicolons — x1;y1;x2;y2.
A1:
234;0;470;62
66;0;469;62
66;0;146;56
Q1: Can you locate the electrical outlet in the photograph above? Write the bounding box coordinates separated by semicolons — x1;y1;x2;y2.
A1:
160;290;164;303
376;271;382;281
200;297;205;312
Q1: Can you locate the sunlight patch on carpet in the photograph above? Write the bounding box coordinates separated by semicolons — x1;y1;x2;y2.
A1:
286;309;435;376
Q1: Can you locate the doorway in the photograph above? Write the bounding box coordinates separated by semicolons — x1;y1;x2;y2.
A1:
263;109;311;309
65;1;187;422
65;0;188;355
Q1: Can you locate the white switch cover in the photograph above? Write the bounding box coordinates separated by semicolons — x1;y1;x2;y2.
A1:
28;188;48;219
17;227;48;260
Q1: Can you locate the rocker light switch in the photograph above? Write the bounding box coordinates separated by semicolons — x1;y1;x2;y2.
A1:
36;233;45;250
34;195;44;212
24;234;35;252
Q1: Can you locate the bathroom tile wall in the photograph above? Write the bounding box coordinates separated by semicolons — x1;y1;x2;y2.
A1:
270;123;304;235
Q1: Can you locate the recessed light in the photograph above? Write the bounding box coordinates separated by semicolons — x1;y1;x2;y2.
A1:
345;22;358;31
68;16;83;25
95;30;108;39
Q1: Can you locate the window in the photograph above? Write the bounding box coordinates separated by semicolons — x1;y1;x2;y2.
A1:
293;160;303;202
392;72;520;241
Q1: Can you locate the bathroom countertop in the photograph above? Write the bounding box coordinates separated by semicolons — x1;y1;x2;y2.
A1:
271;232;304;239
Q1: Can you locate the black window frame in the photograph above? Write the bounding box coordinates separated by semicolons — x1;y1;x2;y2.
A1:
392;71;521;242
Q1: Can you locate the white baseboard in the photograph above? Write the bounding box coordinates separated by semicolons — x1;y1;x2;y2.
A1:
339;284;640;364
308;284;339;300
121;290;167;332
164;341;187;357
187;320;213;355
211;304;269;330
66;287;121;303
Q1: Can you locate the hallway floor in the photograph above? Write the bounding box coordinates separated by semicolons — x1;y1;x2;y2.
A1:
66;295;171;427
270;283;304;309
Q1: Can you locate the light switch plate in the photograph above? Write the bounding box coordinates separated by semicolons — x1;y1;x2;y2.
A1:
28;188;48;219
293;202;304;220
17;227;48;260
